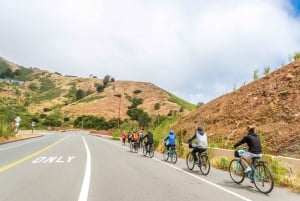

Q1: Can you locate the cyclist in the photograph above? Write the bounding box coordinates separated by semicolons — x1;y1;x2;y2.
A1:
142;130;154;153
233;125;262;173
132;130;140;150
138;130;144;148
121;130;127;146
127;132;133;145
187;127;208;163
164;130;176;151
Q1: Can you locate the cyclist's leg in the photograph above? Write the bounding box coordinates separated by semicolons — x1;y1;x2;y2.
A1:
191;148;198;161
241;152;252;172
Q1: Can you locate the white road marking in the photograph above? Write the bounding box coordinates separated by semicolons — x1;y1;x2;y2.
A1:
152;157;252;201
78;136;91;201
0;137;45;151
96;137;252;201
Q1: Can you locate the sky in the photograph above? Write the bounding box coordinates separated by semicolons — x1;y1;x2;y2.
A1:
1;0;300;104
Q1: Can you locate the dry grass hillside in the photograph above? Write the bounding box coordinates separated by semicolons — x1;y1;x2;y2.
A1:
173;61;300;158
62;80;190;119
0;57;193;122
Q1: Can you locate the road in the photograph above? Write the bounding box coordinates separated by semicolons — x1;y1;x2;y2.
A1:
0;131;298;201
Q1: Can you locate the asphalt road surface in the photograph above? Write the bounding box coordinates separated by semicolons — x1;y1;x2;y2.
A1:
0;131;299;201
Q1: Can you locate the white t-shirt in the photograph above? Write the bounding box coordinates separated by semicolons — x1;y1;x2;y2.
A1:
196;132;208;148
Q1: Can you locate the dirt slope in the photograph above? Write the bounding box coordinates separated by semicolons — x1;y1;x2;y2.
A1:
173;61;300;158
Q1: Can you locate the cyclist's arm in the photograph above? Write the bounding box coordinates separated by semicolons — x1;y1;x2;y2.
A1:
233;136;247;148
188;133;196;143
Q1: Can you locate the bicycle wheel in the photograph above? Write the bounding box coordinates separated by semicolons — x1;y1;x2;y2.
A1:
199;154;210;175
163;147;169;161
170;150;177;164
253;163;274;194
134;143;138;153
130;143;133;152
186;152;195;170
229;159;245;184
149;146;154;158
142;145;147;156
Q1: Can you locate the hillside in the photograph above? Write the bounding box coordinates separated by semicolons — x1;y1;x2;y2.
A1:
0;57;194;122
173;61;300;158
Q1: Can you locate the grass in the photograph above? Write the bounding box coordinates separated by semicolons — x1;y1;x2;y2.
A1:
165;91;196;111
208;152;300;192
0;121;15;139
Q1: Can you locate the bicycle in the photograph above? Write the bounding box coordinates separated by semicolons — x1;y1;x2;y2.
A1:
142;141;154;158
162;144;177;164
229;149;274;194
132;141;139;153
186;143;210;175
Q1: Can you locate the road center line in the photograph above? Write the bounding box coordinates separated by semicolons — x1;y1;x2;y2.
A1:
0;135;69;173
78;136;91;201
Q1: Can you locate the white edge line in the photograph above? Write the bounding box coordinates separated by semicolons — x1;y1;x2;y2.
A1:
0;137;45;151
152;158;252;201
78;136;91;201
97;137;252;201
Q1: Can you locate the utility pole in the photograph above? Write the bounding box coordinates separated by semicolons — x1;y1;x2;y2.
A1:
114;94;122;129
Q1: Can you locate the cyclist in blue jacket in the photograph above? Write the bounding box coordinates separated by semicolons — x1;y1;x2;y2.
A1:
164;130;176;151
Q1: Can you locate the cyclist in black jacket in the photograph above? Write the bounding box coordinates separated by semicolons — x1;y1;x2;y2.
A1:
142;130;153;153
233;125;262;172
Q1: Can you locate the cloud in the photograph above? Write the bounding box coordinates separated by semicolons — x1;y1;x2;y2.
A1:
0;0;300;104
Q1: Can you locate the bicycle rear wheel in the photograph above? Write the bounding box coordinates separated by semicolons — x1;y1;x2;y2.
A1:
253;163;274;194
170;150;177;164
199;153;210;175
229;159;245;184
163;147;169;161
186;152;195;170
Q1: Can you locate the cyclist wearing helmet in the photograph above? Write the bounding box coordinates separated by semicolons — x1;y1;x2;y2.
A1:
233;125;262;172
188;127;208;163
164;130;176;151
142;130;154;153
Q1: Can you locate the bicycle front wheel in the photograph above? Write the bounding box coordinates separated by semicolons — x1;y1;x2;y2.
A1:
163;148;169;161
170;150;177;164
199;154;210;175
186;152;195;170
229;159;245;184
142;145;147;156
253;163;274;194
149;146;154;158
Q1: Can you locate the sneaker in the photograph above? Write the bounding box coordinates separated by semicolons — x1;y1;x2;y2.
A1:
244;167;251;173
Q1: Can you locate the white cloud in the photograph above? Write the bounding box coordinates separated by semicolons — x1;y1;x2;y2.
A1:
0;0;300;104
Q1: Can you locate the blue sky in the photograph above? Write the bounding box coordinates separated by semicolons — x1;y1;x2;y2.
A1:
0;0;300;104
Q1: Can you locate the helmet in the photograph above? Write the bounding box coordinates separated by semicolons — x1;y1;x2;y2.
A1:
247;125;255;132
197;127;203;131
169;130;174;135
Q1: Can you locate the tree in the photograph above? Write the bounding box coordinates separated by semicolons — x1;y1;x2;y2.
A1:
103;75;110;86
75;89;85;101
263;66;271;75
196;102;204;108
293;52;300;61
253;69;259;80
96;84;105;93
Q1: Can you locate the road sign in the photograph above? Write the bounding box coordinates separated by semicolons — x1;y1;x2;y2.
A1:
15;122;20;127
15;116;21;123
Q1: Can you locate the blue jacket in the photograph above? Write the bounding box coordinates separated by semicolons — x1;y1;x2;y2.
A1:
164;131;175;145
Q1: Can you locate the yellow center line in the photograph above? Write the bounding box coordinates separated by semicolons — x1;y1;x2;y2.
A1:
0;135;69;173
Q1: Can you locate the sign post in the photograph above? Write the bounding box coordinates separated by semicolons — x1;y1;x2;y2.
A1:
31;122;35;134
14;116;21;134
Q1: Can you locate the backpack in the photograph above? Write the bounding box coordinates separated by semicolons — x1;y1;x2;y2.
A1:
133;133;139;141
